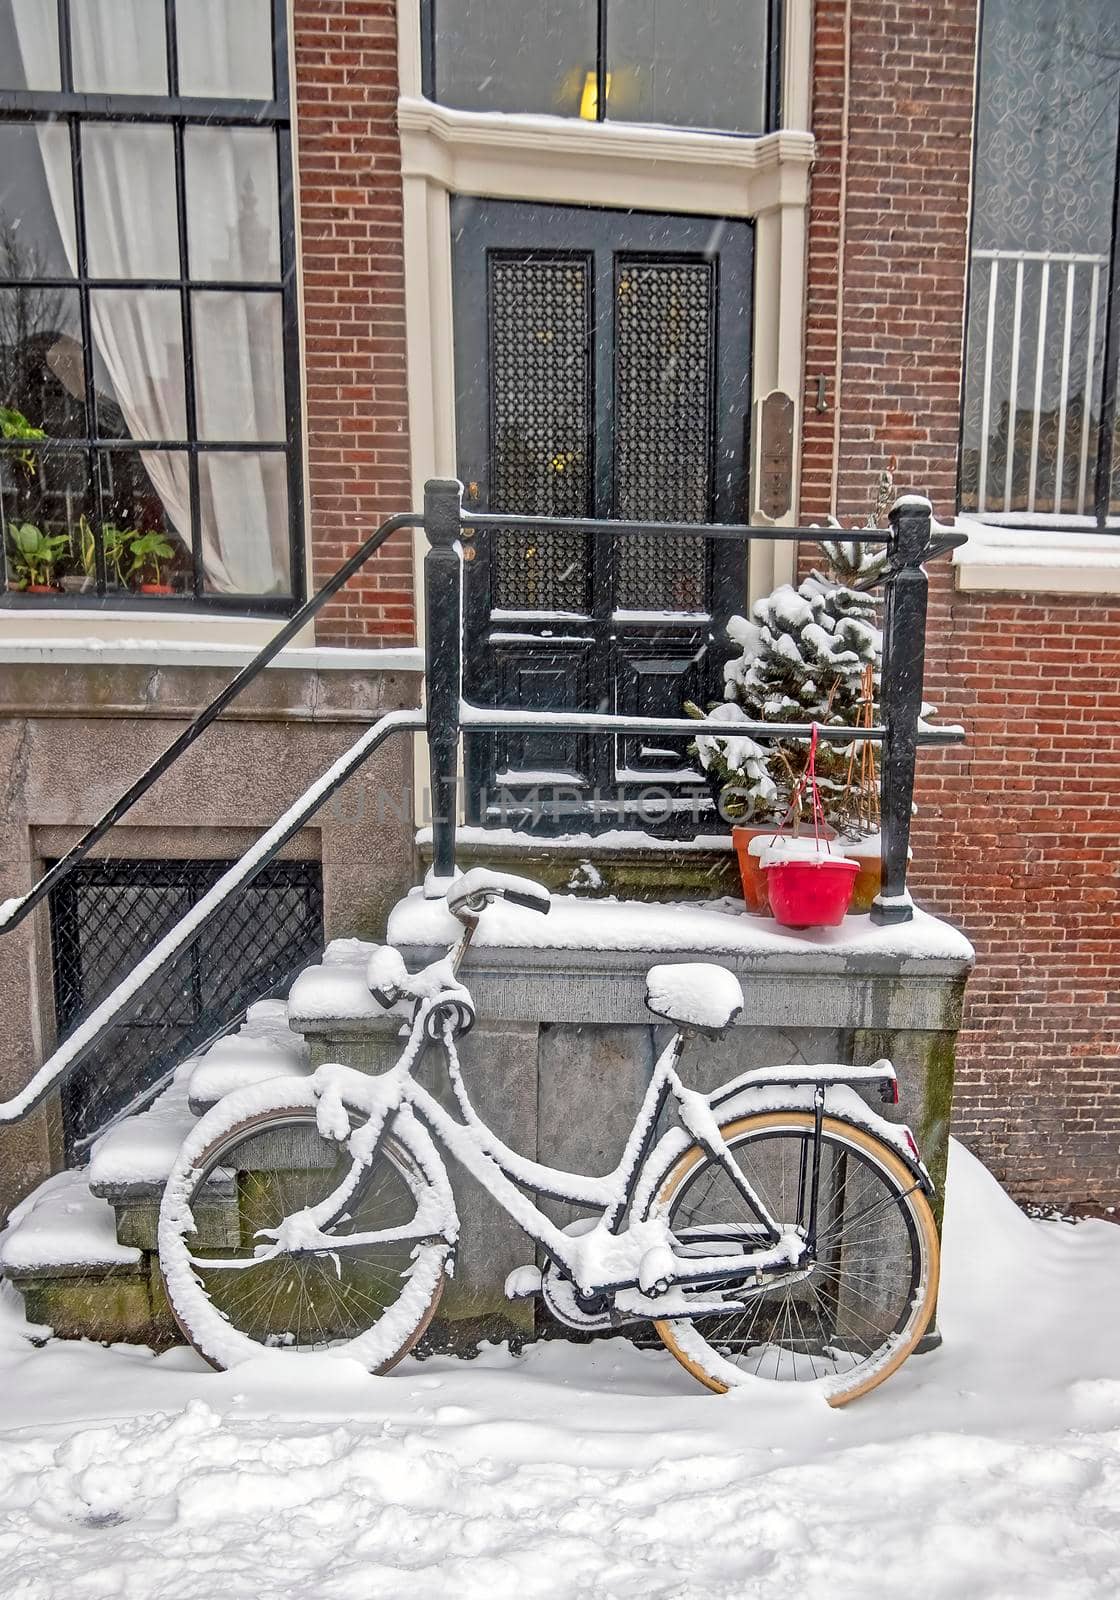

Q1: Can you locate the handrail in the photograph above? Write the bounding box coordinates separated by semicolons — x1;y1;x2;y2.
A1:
462;512;887;544
0;509;423;939
0;707;425;1124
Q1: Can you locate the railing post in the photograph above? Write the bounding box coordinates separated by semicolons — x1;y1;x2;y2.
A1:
871;494;931;926
423;478;464;891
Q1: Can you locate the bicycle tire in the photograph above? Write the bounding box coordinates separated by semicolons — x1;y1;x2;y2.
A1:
647;1111;939;1406
158;1081;455;1372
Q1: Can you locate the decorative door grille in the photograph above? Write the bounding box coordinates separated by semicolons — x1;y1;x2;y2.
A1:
49;857;323;1153
614;259;713;610
489;254;592;612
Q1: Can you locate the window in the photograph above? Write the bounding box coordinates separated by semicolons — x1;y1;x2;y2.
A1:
961;0;1120;528
422;0;780;136
50;857;323;1153
0;0;303;610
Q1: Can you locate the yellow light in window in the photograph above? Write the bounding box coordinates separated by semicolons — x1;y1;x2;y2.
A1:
579;69;611;120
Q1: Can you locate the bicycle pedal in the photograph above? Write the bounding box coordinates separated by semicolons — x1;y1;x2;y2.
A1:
639;1244;675;1296
504;1264;543;1300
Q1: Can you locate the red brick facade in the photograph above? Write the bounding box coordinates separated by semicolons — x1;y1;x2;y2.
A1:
293;0;416;646
802;0;1119;1209
286;2;1117;1207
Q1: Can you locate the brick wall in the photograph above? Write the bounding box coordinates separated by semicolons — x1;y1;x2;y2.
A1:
802;0;1120;1209
292;0;416;646
801;0;977;526
912;594;1120;1209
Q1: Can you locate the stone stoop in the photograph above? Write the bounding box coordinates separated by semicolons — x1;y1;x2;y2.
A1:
0;1000;314;1348
1;895;975;1357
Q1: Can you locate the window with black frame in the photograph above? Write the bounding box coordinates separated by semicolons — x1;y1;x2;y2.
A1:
0;0;303;609
421;0;781;136
961;0;1120;528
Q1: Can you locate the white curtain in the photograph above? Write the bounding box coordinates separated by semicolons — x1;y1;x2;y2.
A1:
13;0;289;596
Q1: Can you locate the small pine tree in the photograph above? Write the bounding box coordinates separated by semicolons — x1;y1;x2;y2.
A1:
690;507;890;827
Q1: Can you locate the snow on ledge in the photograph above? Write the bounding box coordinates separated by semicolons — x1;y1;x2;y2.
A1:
0;638;424;672
951;516;1120;595
388;889;974;964
416;824;734;854
0;1170;141;1273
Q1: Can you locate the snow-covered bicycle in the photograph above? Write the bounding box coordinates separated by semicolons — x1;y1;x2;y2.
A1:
158;868;940;1406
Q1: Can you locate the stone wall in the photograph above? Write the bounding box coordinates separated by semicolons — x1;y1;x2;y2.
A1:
0;652;422;1219
303;935;971;1344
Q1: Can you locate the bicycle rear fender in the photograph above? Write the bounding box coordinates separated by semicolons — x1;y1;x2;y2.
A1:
634;1077;934;1221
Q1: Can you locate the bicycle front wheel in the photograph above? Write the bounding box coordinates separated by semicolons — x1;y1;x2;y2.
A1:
158;1085;455;1372
650;1112;939;1406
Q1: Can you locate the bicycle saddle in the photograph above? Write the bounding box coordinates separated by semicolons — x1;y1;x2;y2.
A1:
446;867;552;921
645;962;744;1038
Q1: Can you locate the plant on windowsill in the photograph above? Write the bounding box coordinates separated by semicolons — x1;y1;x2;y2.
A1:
126;529;176;594
59;516;131;594
5;521;69;592
0;405;46;478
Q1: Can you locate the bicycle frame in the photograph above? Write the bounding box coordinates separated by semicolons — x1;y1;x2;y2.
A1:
296;981;811;1306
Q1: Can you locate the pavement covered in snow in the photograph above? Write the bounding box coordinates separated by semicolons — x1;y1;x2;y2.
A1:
1;1142;1118;1599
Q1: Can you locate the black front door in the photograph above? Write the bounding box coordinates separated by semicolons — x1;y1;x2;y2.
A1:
452;199;753;833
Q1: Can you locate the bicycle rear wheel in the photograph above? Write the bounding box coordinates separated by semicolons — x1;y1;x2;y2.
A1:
649;1111;939;1406
158;1084;455;1372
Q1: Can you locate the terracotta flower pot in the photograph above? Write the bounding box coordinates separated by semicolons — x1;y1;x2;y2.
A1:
836;835;910;915
138;582;174;595
24;583;59;594
732;825;783;914
733;822;838;916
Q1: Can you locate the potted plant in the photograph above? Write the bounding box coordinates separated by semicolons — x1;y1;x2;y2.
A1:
5;521;69;592
0;405;46;478
126;529;176;594
62;518;131;593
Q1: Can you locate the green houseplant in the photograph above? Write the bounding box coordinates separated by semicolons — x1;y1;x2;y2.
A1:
6;521;69;591
0;406;46;478
63;517;131;592
126;529;176;593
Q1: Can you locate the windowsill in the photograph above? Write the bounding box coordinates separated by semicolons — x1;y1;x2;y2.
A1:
0;630;423;672
952;516;1120;596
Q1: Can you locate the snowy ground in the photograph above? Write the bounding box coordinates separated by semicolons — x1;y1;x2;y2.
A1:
0;1142;1118;1600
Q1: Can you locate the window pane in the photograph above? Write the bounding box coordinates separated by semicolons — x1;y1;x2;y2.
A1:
176;0;274;99
82;125;179;279
0;286;86;438
0;124;75;280
71;0;168;94
2;447;94;591
90;289;186;438
433;0;596;117
193;291;285;441
199;451;290;595
185;128;281;282
97;449;192;594
962;0;1120;517
0;0;61;89
606;0;769;132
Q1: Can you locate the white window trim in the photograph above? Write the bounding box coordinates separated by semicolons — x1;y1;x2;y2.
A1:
952;518;1120;596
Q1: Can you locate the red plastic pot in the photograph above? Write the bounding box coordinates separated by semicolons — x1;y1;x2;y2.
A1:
765;855;859;929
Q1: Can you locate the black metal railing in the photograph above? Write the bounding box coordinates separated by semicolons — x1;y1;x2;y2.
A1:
424;480;965;920
0;479;964;1129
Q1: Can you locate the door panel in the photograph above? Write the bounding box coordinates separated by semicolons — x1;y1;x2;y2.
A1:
452;198;752;833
